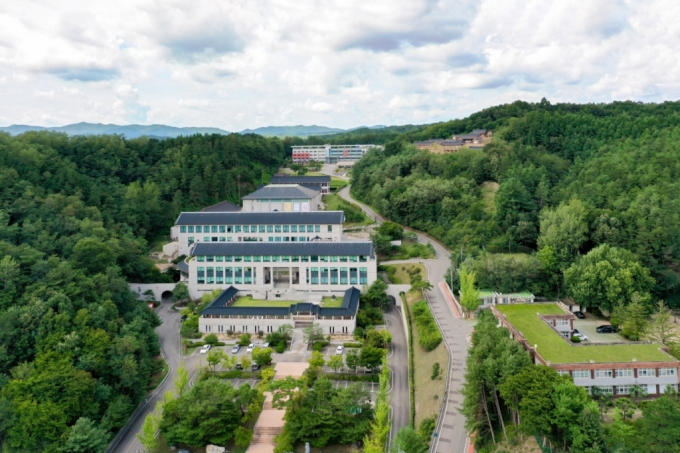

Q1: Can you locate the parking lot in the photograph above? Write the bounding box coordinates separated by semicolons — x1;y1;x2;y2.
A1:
574;319;627;343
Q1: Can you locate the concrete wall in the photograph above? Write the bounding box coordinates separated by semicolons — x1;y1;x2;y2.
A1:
129;283;177;301
242;193;322;212
199;315;355;336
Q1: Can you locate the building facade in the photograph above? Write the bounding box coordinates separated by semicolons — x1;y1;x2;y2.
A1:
270;175;331;194
492;304;680;397
198;286;360;335
186;241;377;299
291;144;382;163
241;185;322;212
171;211;345;255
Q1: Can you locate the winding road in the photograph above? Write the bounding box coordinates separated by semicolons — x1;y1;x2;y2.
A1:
338;185;472;453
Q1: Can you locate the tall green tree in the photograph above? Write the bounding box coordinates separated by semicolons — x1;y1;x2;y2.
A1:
537;199;589;265
459;265;480;318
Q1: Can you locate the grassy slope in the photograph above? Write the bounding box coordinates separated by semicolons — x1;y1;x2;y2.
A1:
406;292;448;426
322;194;373;226
383;263;426;284
496;304;671;363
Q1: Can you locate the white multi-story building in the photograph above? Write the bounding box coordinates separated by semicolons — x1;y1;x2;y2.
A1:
184;241;377;300
241;185;322;212
291;144;382;163
171;211;345;256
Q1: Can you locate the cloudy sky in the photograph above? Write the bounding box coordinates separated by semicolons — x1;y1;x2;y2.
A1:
1;0;679;131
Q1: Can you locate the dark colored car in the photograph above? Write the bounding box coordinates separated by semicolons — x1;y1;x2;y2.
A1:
574;311;586;319
235;363;243;370
251;364;261;371
596;325;617;333
573;329;580;334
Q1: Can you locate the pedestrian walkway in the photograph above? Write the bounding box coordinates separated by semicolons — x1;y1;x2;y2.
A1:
339;186;473;453
439;281;462;318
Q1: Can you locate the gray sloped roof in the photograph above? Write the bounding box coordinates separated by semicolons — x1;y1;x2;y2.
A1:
200;200;241;212
191;241;374;256
177;260;189;273
200;286;360;317
242;185;319;200
175;211;345;226
270;176;330;184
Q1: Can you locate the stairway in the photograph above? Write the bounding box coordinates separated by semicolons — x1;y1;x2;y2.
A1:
250;427;282;445
290;329;307;352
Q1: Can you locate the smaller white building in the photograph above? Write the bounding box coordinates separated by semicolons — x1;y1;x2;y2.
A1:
242;185;322;212
199;286;360;335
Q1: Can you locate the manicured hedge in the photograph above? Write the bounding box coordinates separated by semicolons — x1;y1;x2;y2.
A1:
343;342;363;348
321;373;381;382
411;300;443;351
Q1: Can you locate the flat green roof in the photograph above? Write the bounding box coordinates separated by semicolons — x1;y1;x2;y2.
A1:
496;304;673;364
478;290;495;298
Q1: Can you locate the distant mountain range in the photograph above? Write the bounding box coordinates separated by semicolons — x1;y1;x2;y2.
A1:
240;124;386;137
0;122;387;139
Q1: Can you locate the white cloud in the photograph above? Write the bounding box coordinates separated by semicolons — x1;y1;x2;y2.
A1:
1;0;680;129
34;90;54;98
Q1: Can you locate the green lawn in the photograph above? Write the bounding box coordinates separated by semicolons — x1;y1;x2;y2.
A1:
382;239;435;260
382;263;426;284
323;194;373;226
231;296;300;307
496;304;672;364
321;296;344;308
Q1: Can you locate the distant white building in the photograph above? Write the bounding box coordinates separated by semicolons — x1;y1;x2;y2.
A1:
292;144;383;163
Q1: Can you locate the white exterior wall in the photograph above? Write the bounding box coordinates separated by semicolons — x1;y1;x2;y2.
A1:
199;313;355;335
174;222;343;255
187;259;378;299
242;192;322;212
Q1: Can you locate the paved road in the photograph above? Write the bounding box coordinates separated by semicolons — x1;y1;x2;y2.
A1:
339;186;472;453
383;304;410;443
113;302;203;453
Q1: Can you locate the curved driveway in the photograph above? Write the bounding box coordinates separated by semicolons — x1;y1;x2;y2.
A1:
339;186;472;453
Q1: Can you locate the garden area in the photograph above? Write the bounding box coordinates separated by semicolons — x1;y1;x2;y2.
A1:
322;194;374;226
381;263;426;284
403;291;448;428
371;222;435;260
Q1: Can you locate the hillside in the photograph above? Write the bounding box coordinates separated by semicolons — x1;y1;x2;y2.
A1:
351;99;680;304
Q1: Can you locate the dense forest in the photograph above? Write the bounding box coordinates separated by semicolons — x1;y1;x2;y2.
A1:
350;100;680;305
0;132;285;451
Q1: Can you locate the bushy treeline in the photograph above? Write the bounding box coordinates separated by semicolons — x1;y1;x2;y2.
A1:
350;100;680;304
0;131;286;452
464;310;680;452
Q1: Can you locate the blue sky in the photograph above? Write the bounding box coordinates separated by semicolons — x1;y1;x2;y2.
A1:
1;0;679;131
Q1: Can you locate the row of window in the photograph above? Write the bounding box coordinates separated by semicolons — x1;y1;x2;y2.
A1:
188;236;327;244
180;225;331;233
560;368;677;379
582;384;678;395
197;267;255;284
204;324;349;333
196;255;369;263
252;198;314;203
195;266;369;285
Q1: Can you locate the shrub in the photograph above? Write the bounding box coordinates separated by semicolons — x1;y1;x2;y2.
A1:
312;341;329;352
235;427;253;447
188;341;206;347
204;333;219;345
411;301;443;351
343;342;363;348
320;373;380;382
571;335;581;343
238;333;252;346
275;343;285;353
419;416;436;440
431;362;441;380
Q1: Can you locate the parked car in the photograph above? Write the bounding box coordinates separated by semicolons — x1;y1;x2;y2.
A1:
573;333;588;341
574;311;586;319
336;345;344;355
596;325;617;333
364;367;372;374
251;364;261;371
180;315;188;322
231;345;241;354
573;329;580;334
199;344;211;354
235;363;243;370
246;343;255;353
263;342;270;348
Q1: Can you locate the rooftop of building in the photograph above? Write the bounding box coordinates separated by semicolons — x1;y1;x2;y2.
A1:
175;211;345;226
201;286;361;317
496;303;674;364
199;200;241;212
191;241;374;256
270;175;331;184
242;184;320;200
